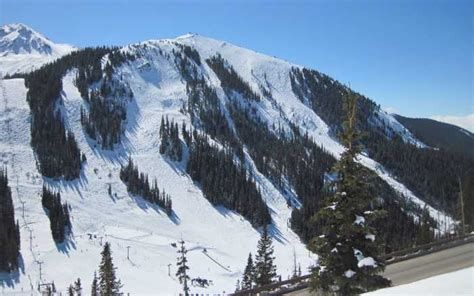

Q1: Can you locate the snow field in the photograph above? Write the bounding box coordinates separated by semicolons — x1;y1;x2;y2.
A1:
364;267;474;295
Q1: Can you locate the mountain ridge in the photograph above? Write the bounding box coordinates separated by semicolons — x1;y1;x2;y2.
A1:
0;23;75;75
1;24;471;294
394;114;474;158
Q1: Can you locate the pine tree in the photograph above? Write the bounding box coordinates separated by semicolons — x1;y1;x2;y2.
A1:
175;239;190;296
310;92;391;295
254;226;277;286
235;279;241;292
91;271;98;296
67;285;74;296
74;278;82;296
186;131;270;227
0;168;20;272
120;157;173;215
98;242;122;296
41;186;71;243
241;253;255;290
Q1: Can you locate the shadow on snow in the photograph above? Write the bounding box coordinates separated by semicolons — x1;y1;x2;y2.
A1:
0;254;25;289
130;193;181;225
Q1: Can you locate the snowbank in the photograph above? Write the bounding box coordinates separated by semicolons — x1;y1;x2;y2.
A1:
364;267;474;295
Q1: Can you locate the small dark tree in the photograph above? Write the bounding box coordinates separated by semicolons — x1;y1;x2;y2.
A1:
74;278;82;296
91;271;98;296
98;242;122;295
67;285;74;296
254;226;277;286
235;279;241;292
241;253;255;290
310;92;390;295
176;240;190;296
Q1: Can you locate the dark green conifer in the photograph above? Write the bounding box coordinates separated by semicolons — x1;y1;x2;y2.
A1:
91;271;98;296
254;226;277;286
98;242;122;295
241;253;255;289
310;92;390;295
67;285;74;296
0;168;20;272
176;240;190;296
74;278;82;296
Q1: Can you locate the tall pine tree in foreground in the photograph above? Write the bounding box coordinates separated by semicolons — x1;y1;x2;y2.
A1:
254;226;277;286
176;240;190;296
310;92;390;295
98;242;122;296
0;168;20;272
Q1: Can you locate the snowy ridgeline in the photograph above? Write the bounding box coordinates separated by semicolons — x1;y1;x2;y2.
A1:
0;24;75;76
364;267;474;296
0;31;456;295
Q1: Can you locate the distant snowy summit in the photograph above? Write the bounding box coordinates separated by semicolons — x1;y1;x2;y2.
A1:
0;23;74;56
0;23;75;75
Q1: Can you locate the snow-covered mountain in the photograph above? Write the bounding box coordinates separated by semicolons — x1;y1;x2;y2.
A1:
0;26;461;295
0;23;75;76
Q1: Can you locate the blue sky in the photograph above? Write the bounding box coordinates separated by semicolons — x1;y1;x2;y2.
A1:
2;0;472;123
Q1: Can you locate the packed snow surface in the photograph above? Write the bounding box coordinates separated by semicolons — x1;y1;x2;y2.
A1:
364;267;474;295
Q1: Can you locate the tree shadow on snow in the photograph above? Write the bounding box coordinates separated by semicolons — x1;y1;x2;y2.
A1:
130;194;181;225
214;205;236;219
260;222;289;245
168;210;181;225
0;254;25;289
42;169;89;199
55;235;77;256
162;153;188;176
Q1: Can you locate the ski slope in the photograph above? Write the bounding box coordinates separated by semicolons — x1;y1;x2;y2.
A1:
0;74;314;295
0;33;455;295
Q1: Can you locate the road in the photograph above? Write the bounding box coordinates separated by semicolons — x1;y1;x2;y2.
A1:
284;242;474;295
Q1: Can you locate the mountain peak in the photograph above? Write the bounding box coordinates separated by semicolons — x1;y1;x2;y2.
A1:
175;32;199;40
0;23;75;75
0;23;73;56
1;23;34;33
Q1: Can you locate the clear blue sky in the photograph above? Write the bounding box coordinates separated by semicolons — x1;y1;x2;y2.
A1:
1;0;472;119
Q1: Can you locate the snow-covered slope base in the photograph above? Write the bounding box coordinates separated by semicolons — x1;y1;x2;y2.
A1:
364;267;474;296
0;33;455;295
